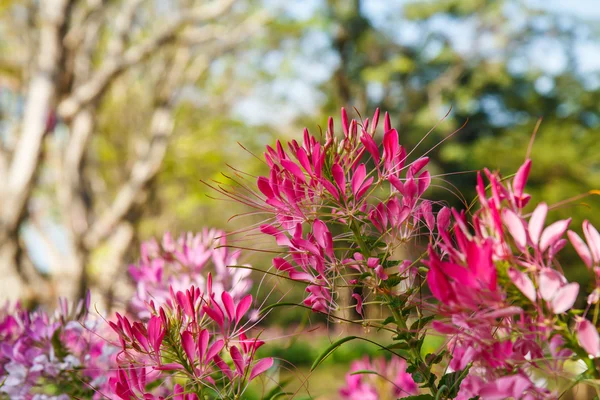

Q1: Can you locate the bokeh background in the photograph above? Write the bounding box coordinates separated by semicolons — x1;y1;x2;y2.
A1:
1;0;600;397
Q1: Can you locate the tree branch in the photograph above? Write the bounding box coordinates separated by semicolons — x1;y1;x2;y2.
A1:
57;0;237;119
1;0;73;236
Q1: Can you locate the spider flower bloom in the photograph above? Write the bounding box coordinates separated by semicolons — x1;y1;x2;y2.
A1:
426;160;584;398
339;356;417;399
129;229;252;319
0;296;116;399
250;109;433;314
109;284;273;399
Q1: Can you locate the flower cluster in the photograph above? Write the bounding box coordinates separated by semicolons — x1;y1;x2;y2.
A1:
239;110;600;399
339;356;417;399
128;229;251;319
5;108;600;400
108;276;273;399
426;160;600;398
0;295;115;399
245;108;433;315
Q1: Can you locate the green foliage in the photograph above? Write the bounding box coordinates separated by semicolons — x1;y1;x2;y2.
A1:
402;394;435;400
438;367;471;398
310;336;360;371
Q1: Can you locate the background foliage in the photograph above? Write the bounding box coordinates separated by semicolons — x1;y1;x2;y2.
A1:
1;0;600;397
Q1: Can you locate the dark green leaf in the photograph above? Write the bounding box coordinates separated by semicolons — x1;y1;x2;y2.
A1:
410;315;435;331
310;336;358;371
411;371;425;383
438;368;470;399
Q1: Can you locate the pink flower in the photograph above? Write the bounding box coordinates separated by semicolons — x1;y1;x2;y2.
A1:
538;268;579;314
339;356;417;399
128;230;252;319
109;282;272;398
576;318;600;357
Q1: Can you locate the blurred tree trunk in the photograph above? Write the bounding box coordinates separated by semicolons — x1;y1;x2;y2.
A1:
0;0;73;304
0;0;268;307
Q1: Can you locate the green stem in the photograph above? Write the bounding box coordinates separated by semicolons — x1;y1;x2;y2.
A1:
384;293;437;396
348;220;438;395
349;219;370;256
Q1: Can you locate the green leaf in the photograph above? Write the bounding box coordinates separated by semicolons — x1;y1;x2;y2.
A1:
412;371;425;383
350;369;379;376
401;395;435;400
264;377;293;400
387;341;409;350
382;275;406;288
438;368;470;399
310;336;358;371
51;328;69;360
425;351;445;365
410;315;435;331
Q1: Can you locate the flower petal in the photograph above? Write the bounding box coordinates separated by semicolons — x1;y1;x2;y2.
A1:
539;218;571;253
528;202;547;245
577;319;600;357
508;268;536;302
502;209;527;250
568;230;593;268
538;268;565;302
249;358;274;381
551;282;579;314
583;220;600;264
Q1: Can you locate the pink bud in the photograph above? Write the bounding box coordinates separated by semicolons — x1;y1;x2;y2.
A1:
371;108;380;134
384;111;391;133
513;159;531;198
341;108;349;136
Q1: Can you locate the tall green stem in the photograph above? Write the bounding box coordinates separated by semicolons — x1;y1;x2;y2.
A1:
348;220;438;395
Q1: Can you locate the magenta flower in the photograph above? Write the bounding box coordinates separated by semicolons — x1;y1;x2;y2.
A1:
128;230;252;319
339;356;417;399
109;283;273;399
576;318;600;358
425;159;589;397
248;109;433;315
0;296;116;398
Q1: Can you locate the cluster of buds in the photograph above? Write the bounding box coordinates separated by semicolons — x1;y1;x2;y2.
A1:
108;275;273;399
